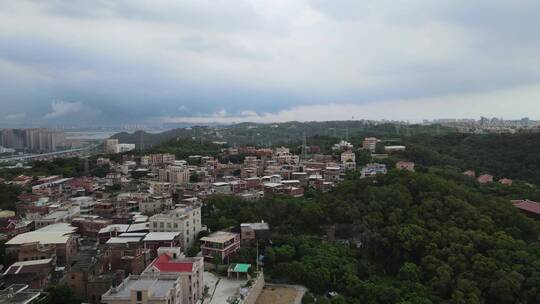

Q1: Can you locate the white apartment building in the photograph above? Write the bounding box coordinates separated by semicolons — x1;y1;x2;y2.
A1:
149;206;202;250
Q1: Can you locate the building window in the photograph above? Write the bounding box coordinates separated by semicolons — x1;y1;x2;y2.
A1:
136;291;142;301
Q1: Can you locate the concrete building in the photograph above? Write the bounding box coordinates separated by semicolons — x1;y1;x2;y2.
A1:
101;273;184;304
150;182;172;195
149;206;202;250
0;284;42;304
142;232;182;259
201;231;240;263
396;161;415;171
384;145;406;152
139;195;173;215
159;165;190;186
104;236;147;275
212;182;231;194
478;174;494;184
65;248;124;303
361;163;387;178
340;151;356;163
240;222;270;244
2;258;53;289
105;139;119;154
511;199;540;220
143;248;204;304
362;137;378;153
5;223;78;267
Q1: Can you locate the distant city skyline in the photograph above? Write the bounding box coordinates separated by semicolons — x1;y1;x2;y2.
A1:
1;1;540;126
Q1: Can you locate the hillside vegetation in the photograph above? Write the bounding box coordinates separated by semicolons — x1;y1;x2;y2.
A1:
204;170;540;303
401;133;540;184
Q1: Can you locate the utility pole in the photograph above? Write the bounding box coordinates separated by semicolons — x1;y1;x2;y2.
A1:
256;240;259;273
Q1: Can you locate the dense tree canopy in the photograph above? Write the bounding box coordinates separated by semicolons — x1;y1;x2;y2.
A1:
204;170;540;303
401;133;540;185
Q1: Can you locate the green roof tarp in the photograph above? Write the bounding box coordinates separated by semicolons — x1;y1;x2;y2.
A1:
233;263;251;273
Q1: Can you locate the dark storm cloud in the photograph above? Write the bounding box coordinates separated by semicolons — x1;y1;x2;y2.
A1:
1;0;540;126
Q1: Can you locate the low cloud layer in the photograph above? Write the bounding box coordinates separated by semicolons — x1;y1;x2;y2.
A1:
0;1;540;125
159;84;540;124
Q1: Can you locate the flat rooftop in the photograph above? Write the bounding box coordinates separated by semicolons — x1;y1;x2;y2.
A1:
143;232;180;242
103;275;179;300
6;223;76;245
201;231;237;243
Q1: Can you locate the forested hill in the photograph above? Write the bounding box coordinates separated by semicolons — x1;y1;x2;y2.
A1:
204;170;540;303
400;133;540;184
110;121;455;149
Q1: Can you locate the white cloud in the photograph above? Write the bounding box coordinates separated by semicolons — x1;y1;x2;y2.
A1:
158;84;540;124
44;100;84;119
5;113;26;120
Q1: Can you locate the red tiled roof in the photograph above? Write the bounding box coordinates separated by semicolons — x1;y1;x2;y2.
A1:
512;200;540;216
152;254;194;272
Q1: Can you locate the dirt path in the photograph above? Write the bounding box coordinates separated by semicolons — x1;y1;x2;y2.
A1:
255;284;306;304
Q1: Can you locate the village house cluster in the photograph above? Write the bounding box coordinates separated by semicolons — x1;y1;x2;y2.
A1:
0;137;390;303
0;134;531;303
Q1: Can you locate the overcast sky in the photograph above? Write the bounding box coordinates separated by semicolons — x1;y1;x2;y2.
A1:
1;0;540;126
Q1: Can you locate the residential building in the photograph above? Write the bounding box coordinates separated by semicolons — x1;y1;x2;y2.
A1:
341;151;356;163
105;139;119;154
362;137;378;153
511;200;540;220
201;231;241;263
101;273;184;304
65;248;124;304
396;161;415;171
142;232;182;259
139;195;173;215
478;174;494;184
0;284;41;304
104;236;148;275
463;170;476;177
384;145;406;152
159;165;190;185
150;182;172;195
212;182;231;194
240;222;270;244
5;223;78;267
332;140;353;151
2;258;54;289
499;178;513;186
149;206;202;250
361;163;387;178
143;248;204;304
